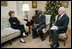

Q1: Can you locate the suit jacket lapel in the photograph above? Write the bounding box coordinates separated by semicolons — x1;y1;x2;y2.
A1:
56;15;60;22
58;14;65;21
56;14;65;23
39;14;41;20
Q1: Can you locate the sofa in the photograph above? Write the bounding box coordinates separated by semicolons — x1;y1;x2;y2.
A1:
1;17;29;44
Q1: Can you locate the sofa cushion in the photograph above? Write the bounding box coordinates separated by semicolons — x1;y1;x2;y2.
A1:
1;17;11;29
1;27;20;38
59;33;66;38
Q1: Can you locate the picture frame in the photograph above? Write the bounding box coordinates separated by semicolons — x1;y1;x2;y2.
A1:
1;1;7;6
60;1;69;8
32;1;37;8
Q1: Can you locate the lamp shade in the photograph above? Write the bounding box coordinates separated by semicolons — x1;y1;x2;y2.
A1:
22;4;30;11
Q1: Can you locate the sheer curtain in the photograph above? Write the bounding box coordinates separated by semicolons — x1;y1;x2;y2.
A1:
16;1;25;18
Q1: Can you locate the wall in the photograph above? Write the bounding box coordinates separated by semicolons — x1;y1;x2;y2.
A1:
1;1;17;18
24;1;71;29
1;1;71;29
23;1;40;19
23;1;46;18
65;1;71;29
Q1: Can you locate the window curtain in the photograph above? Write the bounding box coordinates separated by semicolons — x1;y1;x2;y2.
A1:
16;1;24;17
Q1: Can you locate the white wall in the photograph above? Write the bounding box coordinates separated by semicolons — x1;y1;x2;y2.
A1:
1;1;71;29
65;1;71;29
1;1;17;18
23;1;46;18
37;1;71;29
24;1;71;29
23;1;39;19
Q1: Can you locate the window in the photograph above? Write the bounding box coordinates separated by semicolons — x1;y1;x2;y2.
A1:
16;1;24;16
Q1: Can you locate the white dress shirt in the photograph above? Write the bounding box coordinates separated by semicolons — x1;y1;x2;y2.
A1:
58;13;65;20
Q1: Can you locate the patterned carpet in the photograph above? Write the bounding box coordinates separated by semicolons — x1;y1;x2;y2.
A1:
1;33;71;48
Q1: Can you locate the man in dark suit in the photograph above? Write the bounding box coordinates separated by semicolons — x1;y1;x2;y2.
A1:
49;7;69;48
9;11;26;43
32;10;46;41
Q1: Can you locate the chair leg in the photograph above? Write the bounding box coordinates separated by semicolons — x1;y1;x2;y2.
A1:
44;33;47;39
49;35;51;42
9;40;12;45
30;25;32;34
64;40;66;46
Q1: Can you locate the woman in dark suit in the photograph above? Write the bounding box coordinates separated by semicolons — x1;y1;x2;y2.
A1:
9;11;26;43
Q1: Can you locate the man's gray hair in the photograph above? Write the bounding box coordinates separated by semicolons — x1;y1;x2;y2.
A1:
58;7;65;12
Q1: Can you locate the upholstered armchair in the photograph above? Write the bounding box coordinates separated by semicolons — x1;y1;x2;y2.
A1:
42;15;51;38
58;27;69;46
49;27;69;46
31;15;51;39
49;15;69;46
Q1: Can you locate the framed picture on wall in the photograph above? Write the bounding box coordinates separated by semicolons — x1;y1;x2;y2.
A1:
32;1;37;8
1;1;7;6
60;1;69;8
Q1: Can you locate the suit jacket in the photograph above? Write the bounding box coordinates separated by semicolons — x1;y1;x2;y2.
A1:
34;14;46;27
9;17;20;29
54;14;69;33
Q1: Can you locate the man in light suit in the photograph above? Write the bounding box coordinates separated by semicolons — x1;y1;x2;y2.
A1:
49;7;69;48
32;10;46;41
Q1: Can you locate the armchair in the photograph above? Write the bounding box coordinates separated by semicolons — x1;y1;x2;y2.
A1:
42;15;51;38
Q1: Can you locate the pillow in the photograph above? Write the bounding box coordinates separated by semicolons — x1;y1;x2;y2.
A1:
1;17;11;29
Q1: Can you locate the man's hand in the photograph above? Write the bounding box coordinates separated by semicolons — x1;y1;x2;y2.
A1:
13;22;16;24
52;26;57;28
34;24;37;27
51;25;58;30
